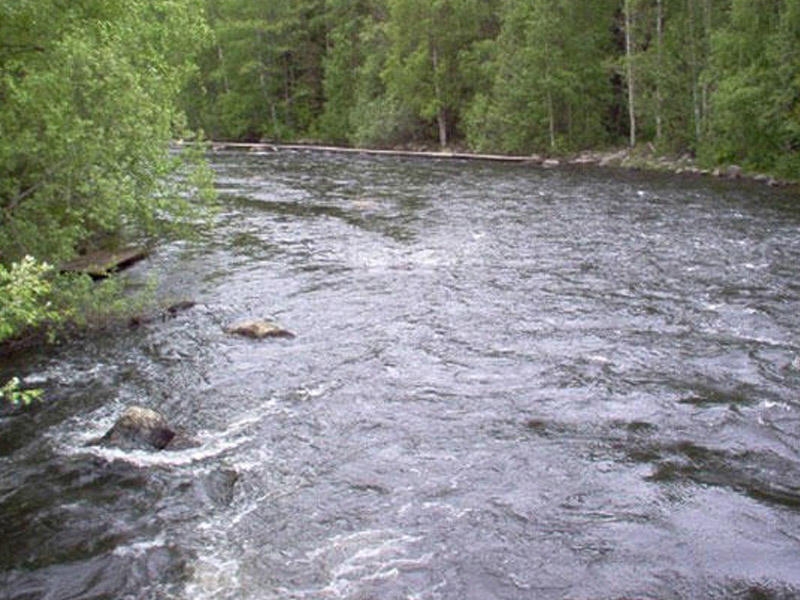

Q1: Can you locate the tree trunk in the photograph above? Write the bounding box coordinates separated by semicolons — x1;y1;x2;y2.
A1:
655;0;663;143
688;0;702;144
625;0;636;148
437;109;448;148
546;42;556;149
701;0;712;139
431;44;448;148
217;45;230;94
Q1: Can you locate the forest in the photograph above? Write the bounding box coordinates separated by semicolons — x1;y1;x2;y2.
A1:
183;0;800;178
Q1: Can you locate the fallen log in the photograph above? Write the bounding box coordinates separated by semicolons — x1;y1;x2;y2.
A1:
60;246;149;279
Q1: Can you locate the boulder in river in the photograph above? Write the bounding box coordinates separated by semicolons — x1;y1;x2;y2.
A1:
92;405;197;451
224;318;295;339
129;300;197;328
726;165;743;179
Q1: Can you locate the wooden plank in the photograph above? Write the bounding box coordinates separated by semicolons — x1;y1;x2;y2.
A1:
60;246;149;278
207;142;541;163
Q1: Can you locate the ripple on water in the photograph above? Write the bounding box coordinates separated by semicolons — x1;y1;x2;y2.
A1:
3;152;800;599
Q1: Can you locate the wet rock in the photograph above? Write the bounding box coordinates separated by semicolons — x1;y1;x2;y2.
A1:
197;468;239;506
599;149;629;167
224;318;295;339
129;300;196;328
165;429;202;450
542;158;560;168
726;164;743;179
166;300;196;316
95;406;176;450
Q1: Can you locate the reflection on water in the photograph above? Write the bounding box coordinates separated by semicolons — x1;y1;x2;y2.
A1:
2;150;800;599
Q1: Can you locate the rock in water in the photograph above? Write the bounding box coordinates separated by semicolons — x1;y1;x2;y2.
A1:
224;319;295;339
99;406;176;450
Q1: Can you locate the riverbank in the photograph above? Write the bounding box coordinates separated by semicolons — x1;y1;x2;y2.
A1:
198;141;798;189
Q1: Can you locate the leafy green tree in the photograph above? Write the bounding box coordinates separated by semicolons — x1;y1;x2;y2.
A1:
468;0;613;154
0;0;213;348
316;0;375;143
0;256;60;343
348;5;423;147
0;0;211;265
179;0;798;178
703;0;800;176
184;0;327;141
382;0;498;147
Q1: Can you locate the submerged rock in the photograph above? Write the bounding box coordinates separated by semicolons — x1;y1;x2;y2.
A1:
197;468;240;506
166;300;197;316
224;319;295;339
91;405;199;451
95;406;175;450
129;299;197;328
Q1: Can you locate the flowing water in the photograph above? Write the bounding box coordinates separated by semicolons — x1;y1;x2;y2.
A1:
2;150;800;599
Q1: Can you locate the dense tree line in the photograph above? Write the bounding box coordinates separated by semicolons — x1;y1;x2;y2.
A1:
184;0;799;178
0;0;212;355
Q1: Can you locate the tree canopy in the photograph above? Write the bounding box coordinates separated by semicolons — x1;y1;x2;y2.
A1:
184;0;799;178
0;0;211;266
0;0;212;346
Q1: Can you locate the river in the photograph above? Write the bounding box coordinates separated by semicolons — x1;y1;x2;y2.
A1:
2;150;800;599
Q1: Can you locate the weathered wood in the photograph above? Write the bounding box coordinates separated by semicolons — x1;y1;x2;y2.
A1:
207;142;541;163
61;246;149;278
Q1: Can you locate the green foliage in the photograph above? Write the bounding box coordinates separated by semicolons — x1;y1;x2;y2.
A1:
0;0;213;265
316;0;371;144
1;377;43;407
702;0;800;177
348;15;419;147
0;256;61;342
467;0;614;154
382;0;499;147
182;0;798;179
184;0;326;141
0;0;215;353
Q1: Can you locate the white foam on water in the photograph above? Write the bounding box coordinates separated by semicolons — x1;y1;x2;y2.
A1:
760;400;792;411
51;405;268;469
277;529;431;599
112;532;168;558
183;553;242;600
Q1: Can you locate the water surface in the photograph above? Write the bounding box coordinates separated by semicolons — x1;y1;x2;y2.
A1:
2;150;800;599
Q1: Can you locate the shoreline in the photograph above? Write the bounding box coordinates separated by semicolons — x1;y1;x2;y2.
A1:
192;141;798;190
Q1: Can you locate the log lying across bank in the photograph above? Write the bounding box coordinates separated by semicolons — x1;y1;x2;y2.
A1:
60;246;149;278
194;142;796;187
208;142;538;163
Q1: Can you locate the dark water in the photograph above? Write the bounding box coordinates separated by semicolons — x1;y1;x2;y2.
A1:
2;150;800;599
